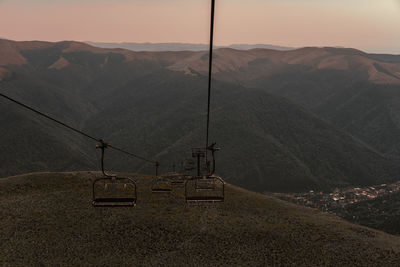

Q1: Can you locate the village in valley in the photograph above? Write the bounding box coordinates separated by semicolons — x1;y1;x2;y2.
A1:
272;181;400;217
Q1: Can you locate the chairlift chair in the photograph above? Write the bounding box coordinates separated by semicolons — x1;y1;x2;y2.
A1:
185;143;225;203
92;140;137;207
173;175;191;187
184;1;225;203
171;177;185;186
161;172;185;186
185;175;224;203
93;176;137;206
151;177;172;193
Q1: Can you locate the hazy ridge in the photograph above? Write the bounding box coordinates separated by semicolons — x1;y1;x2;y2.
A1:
85;41;295;52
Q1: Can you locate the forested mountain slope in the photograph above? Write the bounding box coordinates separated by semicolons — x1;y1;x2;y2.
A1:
0;40;399;192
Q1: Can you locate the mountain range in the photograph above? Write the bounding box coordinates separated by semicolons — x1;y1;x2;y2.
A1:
1;39;400;193
85;41;295;52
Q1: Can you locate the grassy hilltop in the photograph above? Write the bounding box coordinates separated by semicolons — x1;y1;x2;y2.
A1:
0;172;399;266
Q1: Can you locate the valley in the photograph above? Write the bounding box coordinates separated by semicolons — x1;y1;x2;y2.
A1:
274;181;400;235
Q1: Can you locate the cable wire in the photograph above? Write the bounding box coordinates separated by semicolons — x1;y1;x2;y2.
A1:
0;92;158;165
205;0;216;160
0;92;99;142
108;144;157;164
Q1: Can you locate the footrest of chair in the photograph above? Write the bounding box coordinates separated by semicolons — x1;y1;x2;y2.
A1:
92;198;136;207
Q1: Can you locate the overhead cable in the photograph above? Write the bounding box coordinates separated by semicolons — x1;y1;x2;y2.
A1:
0;92;158;165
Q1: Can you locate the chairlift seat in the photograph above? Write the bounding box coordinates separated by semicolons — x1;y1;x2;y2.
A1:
92;177;137;207
195;185;216;191
196;175;223;190
186;196;224;203
151;177;172;194
171;180;184;185
196;187;215;192
195;178;216;191
151;188;172;193
158;172;187;187
93;198;137;207
185;176;225;203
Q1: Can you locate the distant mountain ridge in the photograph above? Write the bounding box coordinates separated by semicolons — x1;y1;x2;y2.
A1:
85;41;295;52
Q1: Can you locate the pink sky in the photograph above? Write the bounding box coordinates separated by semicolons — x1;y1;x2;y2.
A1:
1;0;399;53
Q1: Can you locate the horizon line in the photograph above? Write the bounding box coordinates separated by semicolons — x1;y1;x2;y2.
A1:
2;37;400;55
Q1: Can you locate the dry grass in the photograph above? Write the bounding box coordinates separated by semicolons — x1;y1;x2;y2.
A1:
1;171;399;266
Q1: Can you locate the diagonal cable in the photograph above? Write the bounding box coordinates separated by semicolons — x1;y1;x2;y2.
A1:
0;92;158;165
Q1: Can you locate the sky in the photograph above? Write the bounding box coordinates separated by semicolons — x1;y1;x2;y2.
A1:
0;0;399;54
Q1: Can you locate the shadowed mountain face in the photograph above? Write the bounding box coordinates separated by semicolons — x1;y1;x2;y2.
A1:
192;48;400;159
0;40;399;193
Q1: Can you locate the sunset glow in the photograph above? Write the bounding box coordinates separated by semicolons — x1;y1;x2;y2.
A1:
1;0;399;53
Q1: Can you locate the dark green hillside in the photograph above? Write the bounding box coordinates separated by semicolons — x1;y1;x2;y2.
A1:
251;71;400;159
210;48;400;160
315;83;400;157
343;192;400;235
0;172;399;266
84;70;399;192
0;40;399;193
0;99;96;176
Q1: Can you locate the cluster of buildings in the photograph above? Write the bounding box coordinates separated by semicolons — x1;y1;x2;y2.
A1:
274;181;400;213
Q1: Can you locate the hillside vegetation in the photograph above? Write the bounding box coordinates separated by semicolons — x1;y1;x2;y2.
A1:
343;191;400;235
0;40;399;193
0;172;400;266
202;48;400;160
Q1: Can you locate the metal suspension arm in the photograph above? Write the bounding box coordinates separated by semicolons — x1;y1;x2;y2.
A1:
155;162;160;177
96;139;113;178
207;142;220;175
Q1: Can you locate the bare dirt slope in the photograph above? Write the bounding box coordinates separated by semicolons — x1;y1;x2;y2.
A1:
0;172;399;266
